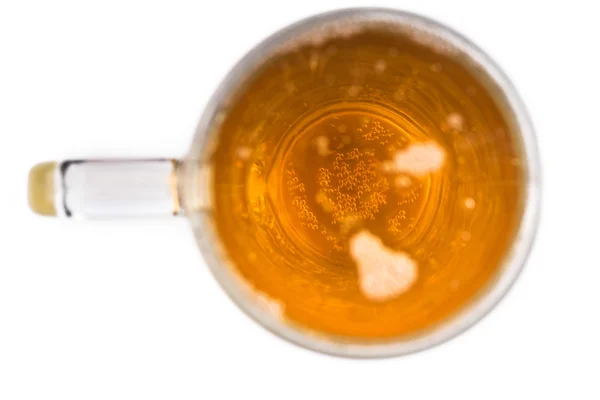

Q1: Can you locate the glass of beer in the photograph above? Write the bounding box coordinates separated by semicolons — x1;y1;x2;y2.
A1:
28;8;540;357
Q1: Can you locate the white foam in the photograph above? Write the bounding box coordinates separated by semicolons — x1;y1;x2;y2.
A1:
255;292;285;320
392;142;445;177
349;230;418;302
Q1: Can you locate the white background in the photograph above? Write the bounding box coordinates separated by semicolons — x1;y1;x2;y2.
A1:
0;1;598;399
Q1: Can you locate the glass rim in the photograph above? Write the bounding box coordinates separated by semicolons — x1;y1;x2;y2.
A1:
183;7;541;358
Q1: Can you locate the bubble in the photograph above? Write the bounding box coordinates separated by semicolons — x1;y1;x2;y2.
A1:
446;113;464;131
395;175;412;188
464;197;476;209
347;85;361;97
315;135;330;156
430;63;442;73
236;146;252;160
214;111;227;125
374;59;387;74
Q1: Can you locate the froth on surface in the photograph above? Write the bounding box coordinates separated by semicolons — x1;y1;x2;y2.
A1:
272;15;460;57
392;142;446;176
240;277;286;320
255;291;286;320
349;230;418;302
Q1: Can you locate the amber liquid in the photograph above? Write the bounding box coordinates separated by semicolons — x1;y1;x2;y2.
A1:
209;27;524;339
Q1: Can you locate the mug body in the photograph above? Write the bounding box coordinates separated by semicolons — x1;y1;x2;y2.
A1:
181;8;540;357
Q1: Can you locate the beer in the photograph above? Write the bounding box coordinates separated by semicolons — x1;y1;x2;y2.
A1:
208;26;524;339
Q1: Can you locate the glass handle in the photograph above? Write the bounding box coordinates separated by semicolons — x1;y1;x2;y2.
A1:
28;159;181;218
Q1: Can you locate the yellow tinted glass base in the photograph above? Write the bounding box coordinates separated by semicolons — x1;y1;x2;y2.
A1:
28;162;57;216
